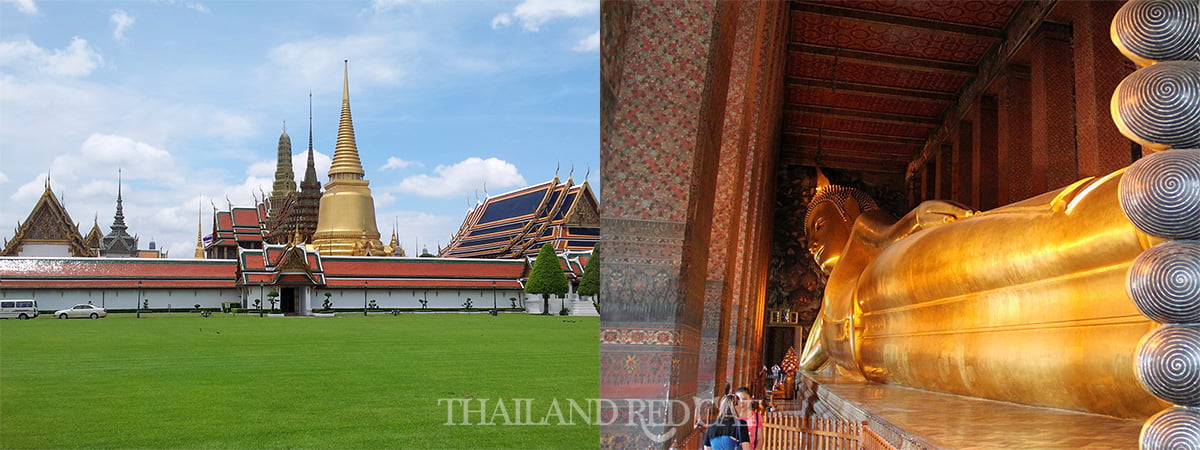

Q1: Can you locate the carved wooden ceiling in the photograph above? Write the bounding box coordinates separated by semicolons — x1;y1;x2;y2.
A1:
781;0;1027;176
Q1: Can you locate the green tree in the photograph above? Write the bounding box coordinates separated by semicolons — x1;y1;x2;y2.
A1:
578;246;599;301
525;243;569;316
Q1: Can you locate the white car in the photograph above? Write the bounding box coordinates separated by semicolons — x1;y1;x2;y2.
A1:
55;304;108;319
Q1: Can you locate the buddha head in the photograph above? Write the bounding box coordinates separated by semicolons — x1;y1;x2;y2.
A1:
804;181;878;275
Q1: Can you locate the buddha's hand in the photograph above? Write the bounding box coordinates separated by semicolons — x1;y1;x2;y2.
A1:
914;200;977;228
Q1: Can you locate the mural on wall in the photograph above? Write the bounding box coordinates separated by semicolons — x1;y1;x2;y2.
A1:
767;165;908;343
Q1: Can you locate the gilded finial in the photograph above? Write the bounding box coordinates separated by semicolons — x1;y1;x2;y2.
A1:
282;120;287;134
226;195;232;210
567;163;574;184
328;59;365;180
584;164;590;183
815;168;831;191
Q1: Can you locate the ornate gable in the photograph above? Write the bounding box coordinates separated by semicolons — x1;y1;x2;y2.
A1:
563;182;600;227
2;183;92;257
276;245;312;273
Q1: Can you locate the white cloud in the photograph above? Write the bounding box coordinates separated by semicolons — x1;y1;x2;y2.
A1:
2;0;37;14
381;156;420;170
491;0;597;32
160;0;208;13
110;10;135;42
0;172;8;183
183;2;208;13
574;30;599;52
261;35;408;93
490;14;512;29
374;209;457;255
396;157;526;198
78;134;174;176
0;37;103;77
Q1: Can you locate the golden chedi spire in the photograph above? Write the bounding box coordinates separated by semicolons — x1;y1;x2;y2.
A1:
194;199;205;259
330;60;365;180
310;60;383;255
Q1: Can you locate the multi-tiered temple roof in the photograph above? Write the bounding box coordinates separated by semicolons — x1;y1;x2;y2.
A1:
1;180;92;257
440;176;599;259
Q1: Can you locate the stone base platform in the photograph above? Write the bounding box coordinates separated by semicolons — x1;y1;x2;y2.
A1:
790;371;1144;449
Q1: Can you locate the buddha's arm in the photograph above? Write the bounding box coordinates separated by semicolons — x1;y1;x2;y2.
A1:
852;200;976;249
798;315;827;371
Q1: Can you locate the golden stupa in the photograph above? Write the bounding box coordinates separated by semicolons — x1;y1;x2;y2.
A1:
310;60;384;255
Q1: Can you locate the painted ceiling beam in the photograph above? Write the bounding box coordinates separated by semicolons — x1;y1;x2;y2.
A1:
789;42;978;74
785;127;928;146
786;104;941;125
787;76;957;102
789;2;1006;39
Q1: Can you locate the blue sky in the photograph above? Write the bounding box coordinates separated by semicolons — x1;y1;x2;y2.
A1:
0;0;599;257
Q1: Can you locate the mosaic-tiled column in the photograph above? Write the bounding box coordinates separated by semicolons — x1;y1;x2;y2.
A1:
599;1;737;448
1109;0;1200;447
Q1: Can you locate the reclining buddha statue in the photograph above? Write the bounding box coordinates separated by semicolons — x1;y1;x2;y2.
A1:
795;0;1200;424
797;169;1165;418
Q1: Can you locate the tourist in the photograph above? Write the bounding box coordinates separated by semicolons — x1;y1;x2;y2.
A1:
734;387;762;449
703;394;750;450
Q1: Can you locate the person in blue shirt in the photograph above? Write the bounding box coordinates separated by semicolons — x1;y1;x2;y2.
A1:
703;394;750;450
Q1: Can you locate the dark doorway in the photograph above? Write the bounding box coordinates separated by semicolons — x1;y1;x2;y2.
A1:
763;326;796;370
281;288;296;314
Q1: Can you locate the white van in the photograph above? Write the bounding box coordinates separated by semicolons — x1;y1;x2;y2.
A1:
0;300;39;319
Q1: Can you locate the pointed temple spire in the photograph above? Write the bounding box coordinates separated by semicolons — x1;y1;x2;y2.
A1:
304;91;319;186
295;91;323;244
112;169;128;232
194;198;205;259
272;121;297;197
329;60;365;181
99;169;138;257
310;60;383;255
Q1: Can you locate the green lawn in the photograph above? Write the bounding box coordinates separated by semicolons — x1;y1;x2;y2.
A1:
0;314;598;449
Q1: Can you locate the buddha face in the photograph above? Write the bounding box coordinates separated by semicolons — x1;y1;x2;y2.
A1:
806;201;852;275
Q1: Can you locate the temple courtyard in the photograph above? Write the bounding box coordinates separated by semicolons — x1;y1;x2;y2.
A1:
0;313;598;448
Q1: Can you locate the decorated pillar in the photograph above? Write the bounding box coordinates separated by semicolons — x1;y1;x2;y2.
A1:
936;145;952;200
952;121;974;207
599;1;738;447
1073;0;1137;178
996;64;1033;206
1029;23;1077;193
972;95;999;210
701;0;766;402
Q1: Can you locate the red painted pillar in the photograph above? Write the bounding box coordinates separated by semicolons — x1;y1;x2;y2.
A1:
973;95;999;210
1029;24;1077;192
996;65;1033;206
1071;1;1136;177
953;121;975;207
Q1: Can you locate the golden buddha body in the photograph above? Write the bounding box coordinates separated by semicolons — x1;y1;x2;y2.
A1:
799;169;1167;418
801;0;1200;442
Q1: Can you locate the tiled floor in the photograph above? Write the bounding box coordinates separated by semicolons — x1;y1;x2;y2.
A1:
790;372;1144;449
